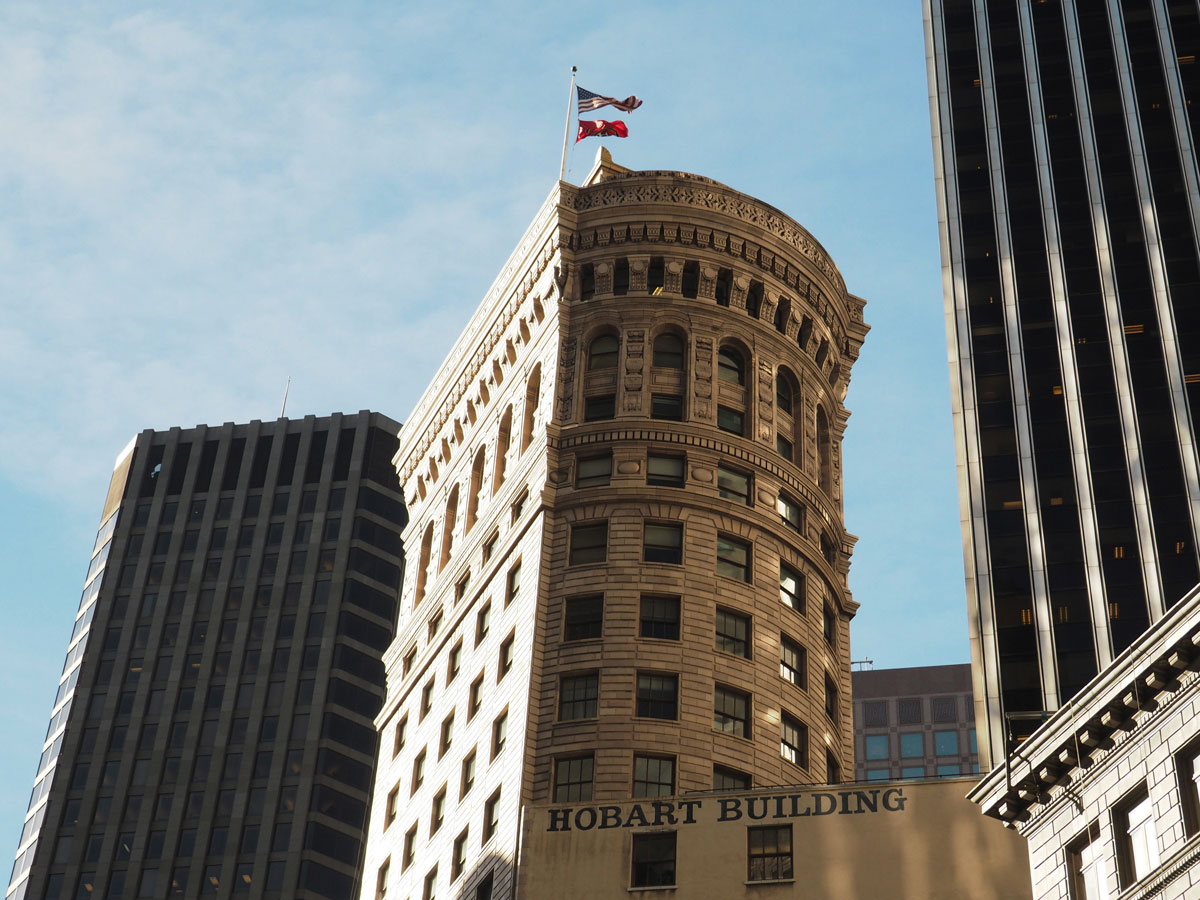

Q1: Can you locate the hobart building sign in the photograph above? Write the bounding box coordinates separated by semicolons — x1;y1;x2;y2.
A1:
546;788;908;832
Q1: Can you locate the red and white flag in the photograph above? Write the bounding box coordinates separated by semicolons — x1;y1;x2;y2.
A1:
577;119;629;142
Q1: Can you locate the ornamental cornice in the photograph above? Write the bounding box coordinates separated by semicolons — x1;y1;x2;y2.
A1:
396;186;572;489
573;177;847;299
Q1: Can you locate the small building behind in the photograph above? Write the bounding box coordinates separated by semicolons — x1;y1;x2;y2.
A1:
852;663;980;781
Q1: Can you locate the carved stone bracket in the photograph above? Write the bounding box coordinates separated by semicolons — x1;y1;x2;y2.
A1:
595;261;613;295
665;260;683;294
699;265;717;301
694;336;714;419
629;255;650;293
623;329;645;412
731;274;750;311
557;337;578;421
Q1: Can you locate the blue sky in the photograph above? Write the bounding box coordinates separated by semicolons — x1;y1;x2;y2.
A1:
0;1;964;842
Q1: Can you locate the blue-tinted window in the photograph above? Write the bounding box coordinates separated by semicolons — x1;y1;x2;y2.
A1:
899;733;924;758
864;735;889;761
934;731;958;757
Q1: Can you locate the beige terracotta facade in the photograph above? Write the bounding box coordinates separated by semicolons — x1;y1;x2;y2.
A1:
359;149;869;900
517;778;1032;899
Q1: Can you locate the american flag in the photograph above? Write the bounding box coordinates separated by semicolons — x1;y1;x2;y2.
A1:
578;86;643;114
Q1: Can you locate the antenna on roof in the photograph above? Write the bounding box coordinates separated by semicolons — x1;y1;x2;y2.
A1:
280;376;291;419
851;658;874;672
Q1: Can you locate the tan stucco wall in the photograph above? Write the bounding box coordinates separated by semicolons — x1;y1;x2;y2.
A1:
518;777;1032;899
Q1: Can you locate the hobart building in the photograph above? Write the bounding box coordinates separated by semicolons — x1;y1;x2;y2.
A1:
359;149;870;900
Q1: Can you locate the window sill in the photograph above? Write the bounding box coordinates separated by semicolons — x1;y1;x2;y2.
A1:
746;879;795;887
628;886;676;893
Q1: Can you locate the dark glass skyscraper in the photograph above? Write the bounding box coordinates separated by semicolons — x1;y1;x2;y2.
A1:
927;0;1200;764
6;412;406;900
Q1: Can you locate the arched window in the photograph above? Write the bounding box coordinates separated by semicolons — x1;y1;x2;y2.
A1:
817;406;832;494
774;295;792;334
522;365;541;452
653;334;685;369
439;486;458;572
466;447;485;532
775;367;799;463
588;335;619;371
717;346;745;385
494;406;512;492
681;261;699;298
776;370;794;415
415;522;434;605
746;281;763;318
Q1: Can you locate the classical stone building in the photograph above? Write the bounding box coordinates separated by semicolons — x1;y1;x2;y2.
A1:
971;583;1200;900
359;149;870;900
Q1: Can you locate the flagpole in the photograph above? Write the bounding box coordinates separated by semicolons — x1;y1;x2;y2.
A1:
559;66;577;182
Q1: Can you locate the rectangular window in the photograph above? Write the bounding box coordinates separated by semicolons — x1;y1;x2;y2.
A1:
376;858;390;899
482;532;498;563
936;764;960;776
1178;737;1200;836
498;633;515;680
776;434;793;461
901;766;925;779
559;673;599;720
714;685;750;738
864;735;889;761
825;673;839;725
646;454;685;487
392;715;408;757
644;523;683;564
863;701;887;727
866;768;890;782
506;562;522;605
564;594;603;641
553;755;594;802
776;493;803;531
439;713;454;758
448;642;462;682
451;829;469;881
411;749;426;794
403;825;417;871
717;535;751;581
460;749;476;799
779;563;804;612
491;711;507;759
421;680;435;719
715;608;751;658
1068;828;1107;900
897;698;922;725
475;603;491;646
823;604;836;647
717;406;744;435
780;635;805;688
714;765;751;791
1117;787;1160;887
651;394;684;420
899;733;924;758
934;730;957;756
781;714;807;767
584;395;615;421
430;786;446;834
455;572;471;603
640;595;681;640
569;523;608;565
633;755;675;799
748;825;793;882
576;454;612;488
483;789;501;843
631;832;676;888
468;674;484;720
510;489;527;523
636;673;678;720
717;466;752;505
422;866;437;900
931;697;957;723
